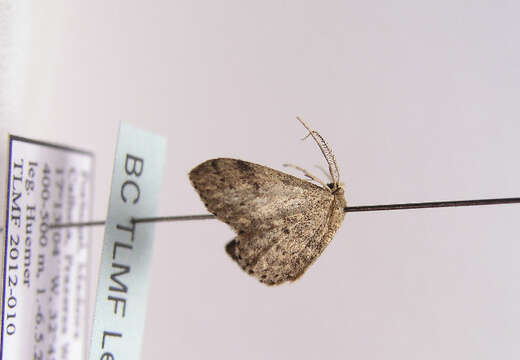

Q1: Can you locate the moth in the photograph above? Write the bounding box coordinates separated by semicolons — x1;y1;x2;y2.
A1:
189;118;346;285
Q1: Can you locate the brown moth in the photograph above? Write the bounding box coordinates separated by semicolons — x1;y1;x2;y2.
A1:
189;117;346;285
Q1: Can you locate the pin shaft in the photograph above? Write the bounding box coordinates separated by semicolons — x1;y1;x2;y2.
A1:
344;197;520;212
48;197;520;228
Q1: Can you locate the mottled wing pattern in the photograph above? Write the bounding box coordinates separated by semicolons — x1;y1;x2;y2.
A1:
189;158;346;285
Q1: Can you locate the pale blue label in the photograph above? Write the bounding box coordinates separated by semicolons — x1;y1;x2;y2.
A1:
89;123;166;360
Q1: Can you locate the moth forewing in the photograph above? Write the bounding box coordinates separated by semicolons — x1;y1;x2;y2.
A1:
189;118;346;285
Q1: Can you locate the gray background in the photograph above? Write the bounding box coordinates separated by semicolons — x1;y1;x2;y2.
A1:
3;1;519;359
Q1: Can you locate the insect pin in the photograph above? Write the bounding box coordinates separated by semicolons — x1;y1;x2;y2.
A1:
189;117;346;285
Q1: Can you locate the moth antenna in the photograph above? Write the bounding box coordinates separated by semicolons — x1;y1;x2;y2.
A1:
311;131;340;184
296;116;340;187
283;163;331;192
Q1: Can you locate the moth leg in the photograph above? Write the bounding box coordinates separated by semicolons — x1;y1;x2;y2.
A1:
314;165;333;183
283;163;330;191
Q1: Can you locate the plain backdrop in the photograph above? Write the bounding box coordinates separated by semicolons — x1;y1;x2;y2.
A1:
2;1;519;359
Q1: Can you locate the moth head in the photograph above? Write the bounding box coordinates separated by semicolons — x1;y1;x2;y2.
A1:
327;181;344;194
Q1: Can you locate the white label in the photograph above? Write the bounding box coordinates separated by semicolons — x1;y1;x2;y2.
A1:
1;136;94;360
88;123;166;360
